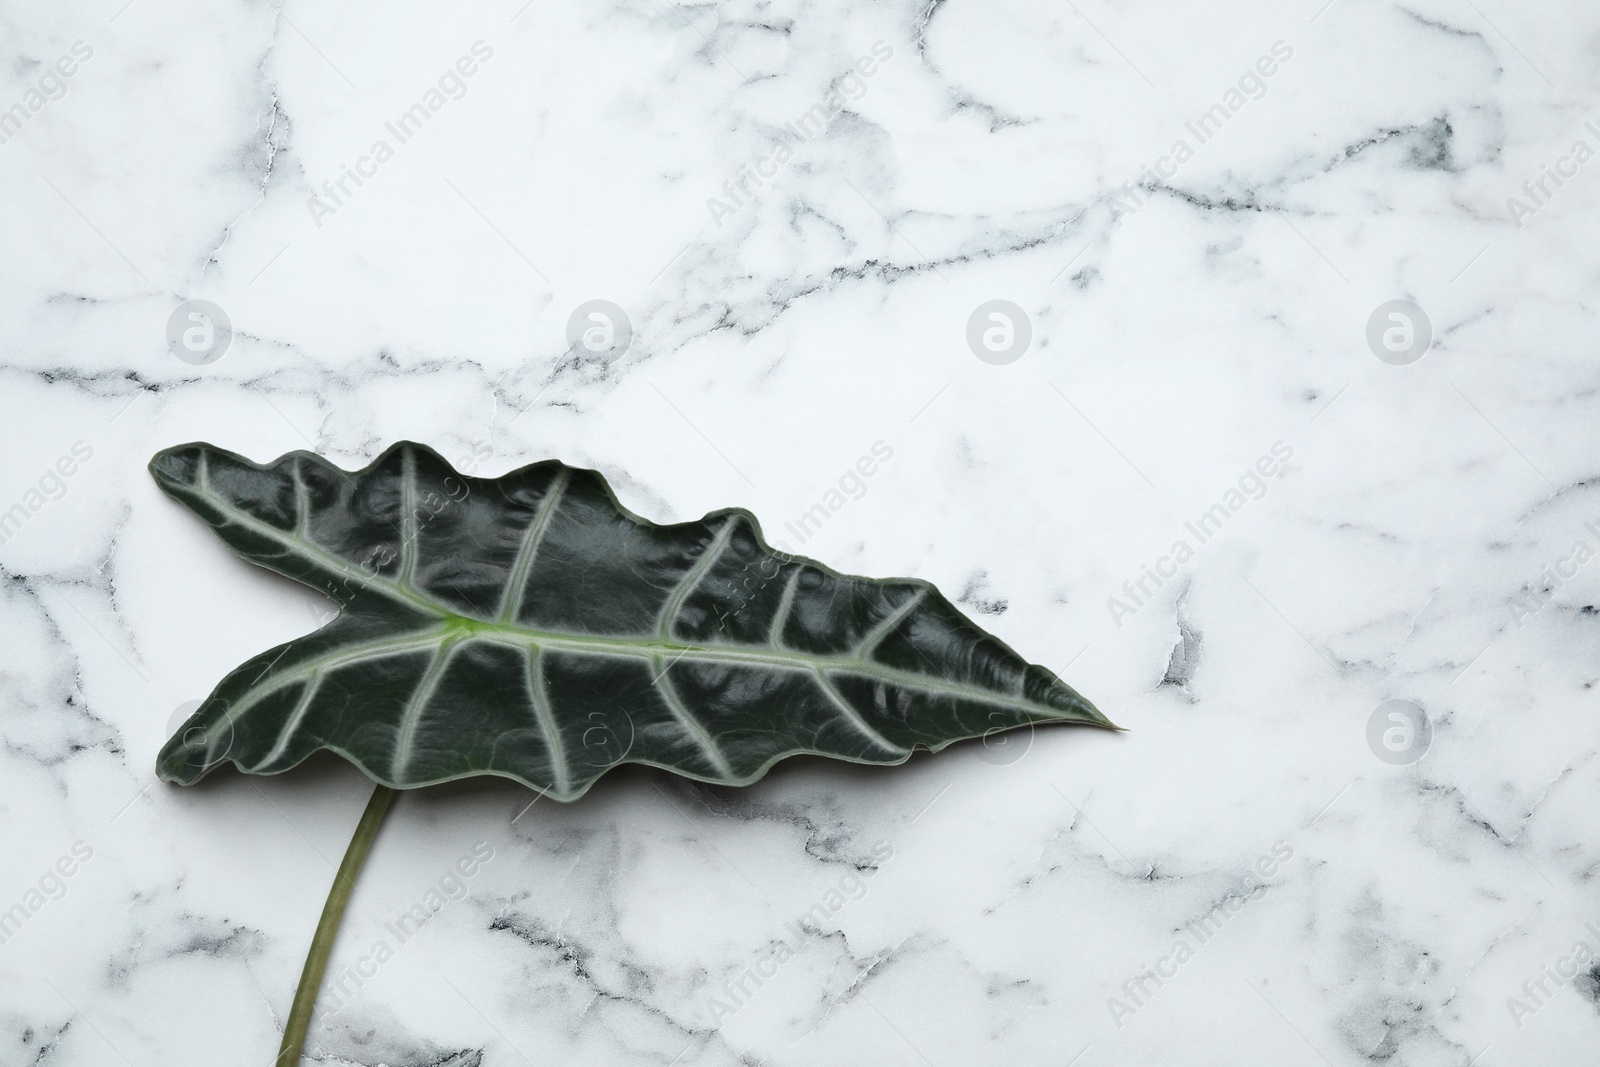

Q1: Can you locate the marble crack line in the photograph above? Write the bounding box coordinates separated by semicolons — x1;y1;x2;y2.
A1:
486;913;719;1045
203;72;291;280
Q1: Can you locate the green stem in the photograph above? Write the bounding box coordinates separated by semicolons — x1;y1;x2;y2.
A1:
276;783;396;1067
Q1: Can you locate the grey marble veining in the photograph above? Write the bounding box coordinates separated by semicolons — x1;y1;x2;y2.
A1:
2;0;1599;1064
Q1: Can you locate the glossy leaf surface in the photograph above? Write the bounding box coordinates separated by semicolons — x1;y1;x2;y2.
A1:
153;443;1112;798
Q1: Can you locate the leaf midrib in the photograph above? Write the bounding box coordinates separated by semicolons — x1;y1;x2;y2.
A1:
182;452;1094;736
373;612;1073;720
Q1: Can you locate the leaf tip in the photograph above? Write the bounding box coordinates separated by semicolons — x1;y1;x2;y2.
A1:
148;443;205;492
155;708;227;786
153;749;200;786
1080;702;1123;732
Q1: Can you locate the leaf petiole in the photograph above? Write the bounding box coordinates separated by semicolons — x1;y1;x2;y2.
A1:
276;783;396;1067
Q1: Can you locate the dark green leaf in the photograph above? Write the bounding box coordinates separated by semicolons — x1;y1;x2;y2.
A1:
153;443;1112;798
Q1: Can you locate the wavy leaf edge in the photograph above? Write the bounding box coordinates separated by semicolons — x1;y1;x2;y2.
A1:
153;441;1117;800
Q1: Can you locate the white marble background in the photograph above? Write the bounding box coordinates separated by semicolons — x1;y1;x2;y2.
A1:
3;0;1599;1063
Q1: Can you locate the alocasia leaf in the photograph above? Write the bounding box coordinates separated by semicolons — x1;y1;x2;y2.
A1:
152;442;1112;798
